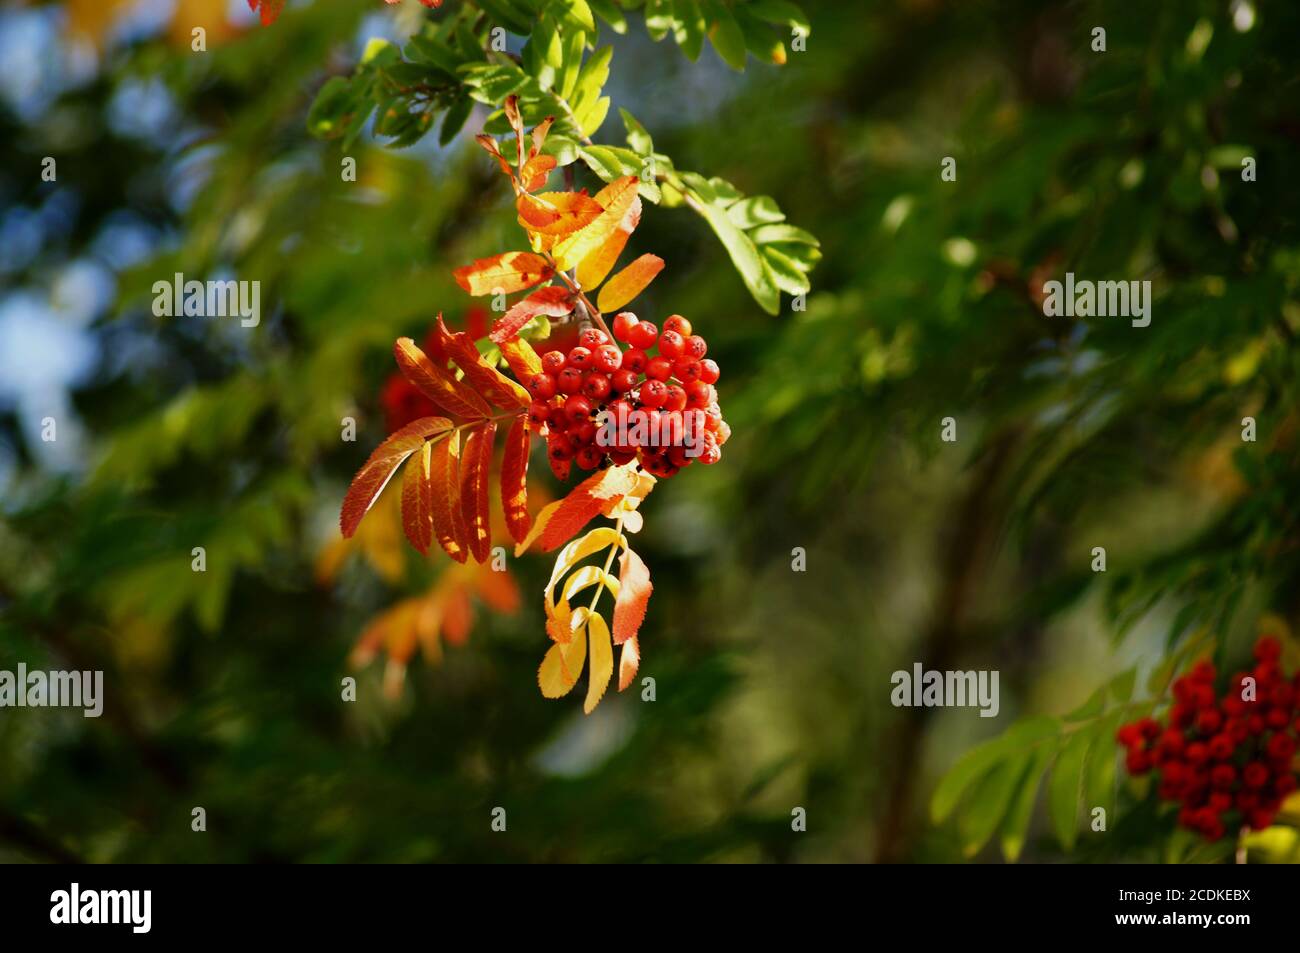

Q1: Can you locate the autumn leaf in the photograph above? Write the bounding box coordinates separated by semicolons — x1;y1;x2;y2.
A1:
584;612;614;713
618;635;640;692
489;285;575;344
400;440;435;555
340;416;451;538
576;192;642;290
433;315;530;409
394;337;490;419
519;155;558;193
430;429;469;563
453;252;554;296
460;421;496;563
543;527;622;635
475;134;516;181
597;253;664;312
515;464;641;554
553;176;641;272
499;337;543;381
517;191;604;237
248;0;285;26
501;417;533;544
539;608;589;698
612;546;652;644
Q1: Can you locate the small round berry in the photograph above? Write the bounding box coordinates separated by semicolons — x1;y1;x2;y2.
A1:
1255;635;1282;661
1185;742;1209;765
664;384;688;412
526;372;556;400
582;372;611;401
541;351;566;374
609;448;638;465
622;348;648;373
683;335;708;362
612;312;639;343
697;359;720;384
594;344;623;373
658;330;685;360
566;346;593;370
557;367;584;394
578;328;609;349
528;401;550;426
1195;709;1222;735
715;420;731;445
572;420;597;446
626;410;652;445
674;361;703;383
548;433;574;462
646;357;673;381
1210;764;1236;790
1243;762;1270;789
641;380;669;408
575;446;604;470
564;395;592;424
663;315;692;338
668;445;694;469
611;369;638;393
628;321;658;350
685;380;712;407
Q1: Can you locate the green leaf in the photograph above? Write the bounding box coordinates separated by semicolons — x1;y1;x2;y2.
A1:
750;223;818;246
577;95;611;137
745;0;811;36
543;134;580;166
1086;712;1123;827
440;95;474;146
559;29;587;99
693;194;780;314
672;0;706;60
930;716;1059;823
587;0;628;34
406;34;463;75
959;751;1030;858
1000;744;1053;862
306;77;354;139
761;246;810;295
619;107;654;156
558;0;597;36
703;0;747;70
1048;728;1092;851
1108;666;1137;703
727;195;785;228
571;45;613;115
645;0;674;41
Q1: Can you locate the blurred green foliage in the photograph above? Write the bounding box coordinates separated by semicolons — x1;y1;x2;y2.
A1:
1;0;1298;863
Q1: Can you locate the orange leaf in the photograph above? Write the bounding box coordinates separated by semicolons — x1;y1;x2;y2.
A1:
430;429;469;563
340;416;451;538
400;440;435;555
500;337;543;381
433;315;530;409
453;252;554;296
489;285;575;344
501;417;533;544
519;155;557;193
517;191;603;237
612;547;652;644
504;95;526;169
596;253;664;313
476;133;517;182
529;116;555;159
618;635;640;692
394;337;490;419
459;421;496;563
553;176;641;272
575;195;642;290
518;464;640;553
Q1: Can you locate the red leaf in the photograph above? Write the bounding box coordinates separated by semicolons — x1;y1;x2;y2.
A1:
400;440;434;555
433;315;530;409
394;337;490;419
501;417;533;544
517;190;603;237
533;465;640;552
340;416;451;538
612;547;652;644
453;252;554;296
618;635;640;692
430;429;469;563
489;286;575;344
460;421;496;563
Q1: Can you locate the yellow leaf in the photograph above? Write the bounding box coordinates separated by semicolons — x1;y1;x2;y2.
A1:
584;612;613;713
543;527;622;624
560;565;620;604
597;254;664;312
539;610;588;698
553;177;640;272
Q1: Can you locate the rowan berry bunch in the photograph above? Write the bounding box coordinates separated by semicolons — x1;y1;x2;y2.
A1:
1117;636;1300;841
523;313;730;481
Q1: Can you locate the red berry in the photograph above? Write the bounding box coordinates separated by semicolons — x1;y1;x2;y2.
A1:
627;321;658;350
575;446;604;470
611;369;638;392
674;361;703;383
1249;809;1276;831
1196;709;1223;735
1210;764;1236;790
564;395;591;424
641;380;669;408
582;373;611;401
526;372;556;399
594;344;622;373
566;346;592;369
1266;732;1296;762
557;367;583;394
1185;742;1209;765
685;380;711;407
1276;774;1298;796
548;433;574;461
622;348;648;373
1207;733;1234;760
1191;660;1217;683
1243;762;1270;789
658;330;685;360
683;334;707;362
1267;706;1290;729
700;443;722;465
1208;792;1233;812
609;448;637;465
578;328;609;349
663;315;692;337
528;401;550;426
549;455;570;482
1255;635;1282;661
697;358;720;384
613;312;639;342
572;420;596;445
645;357;673;381
1116;724;1141;747
715;420;731;446
541;351;566;374
668;445;694;468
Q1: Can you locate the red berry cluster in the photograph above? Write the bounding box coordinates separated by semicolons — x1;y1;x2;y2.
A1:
524;313;730;480
1117;636;1300;841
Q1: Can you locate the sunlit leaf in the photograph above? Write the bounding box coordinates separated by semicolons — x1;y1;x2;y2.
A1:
501;417;533;544
340;417;451;538
394;338;491;419
459;421;496;563
453;251;555;296
584;611;614;713
597;253;664;312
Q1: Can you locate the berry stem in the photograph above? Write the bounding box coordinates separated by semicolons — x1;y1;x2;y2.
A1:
589;512;626;614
